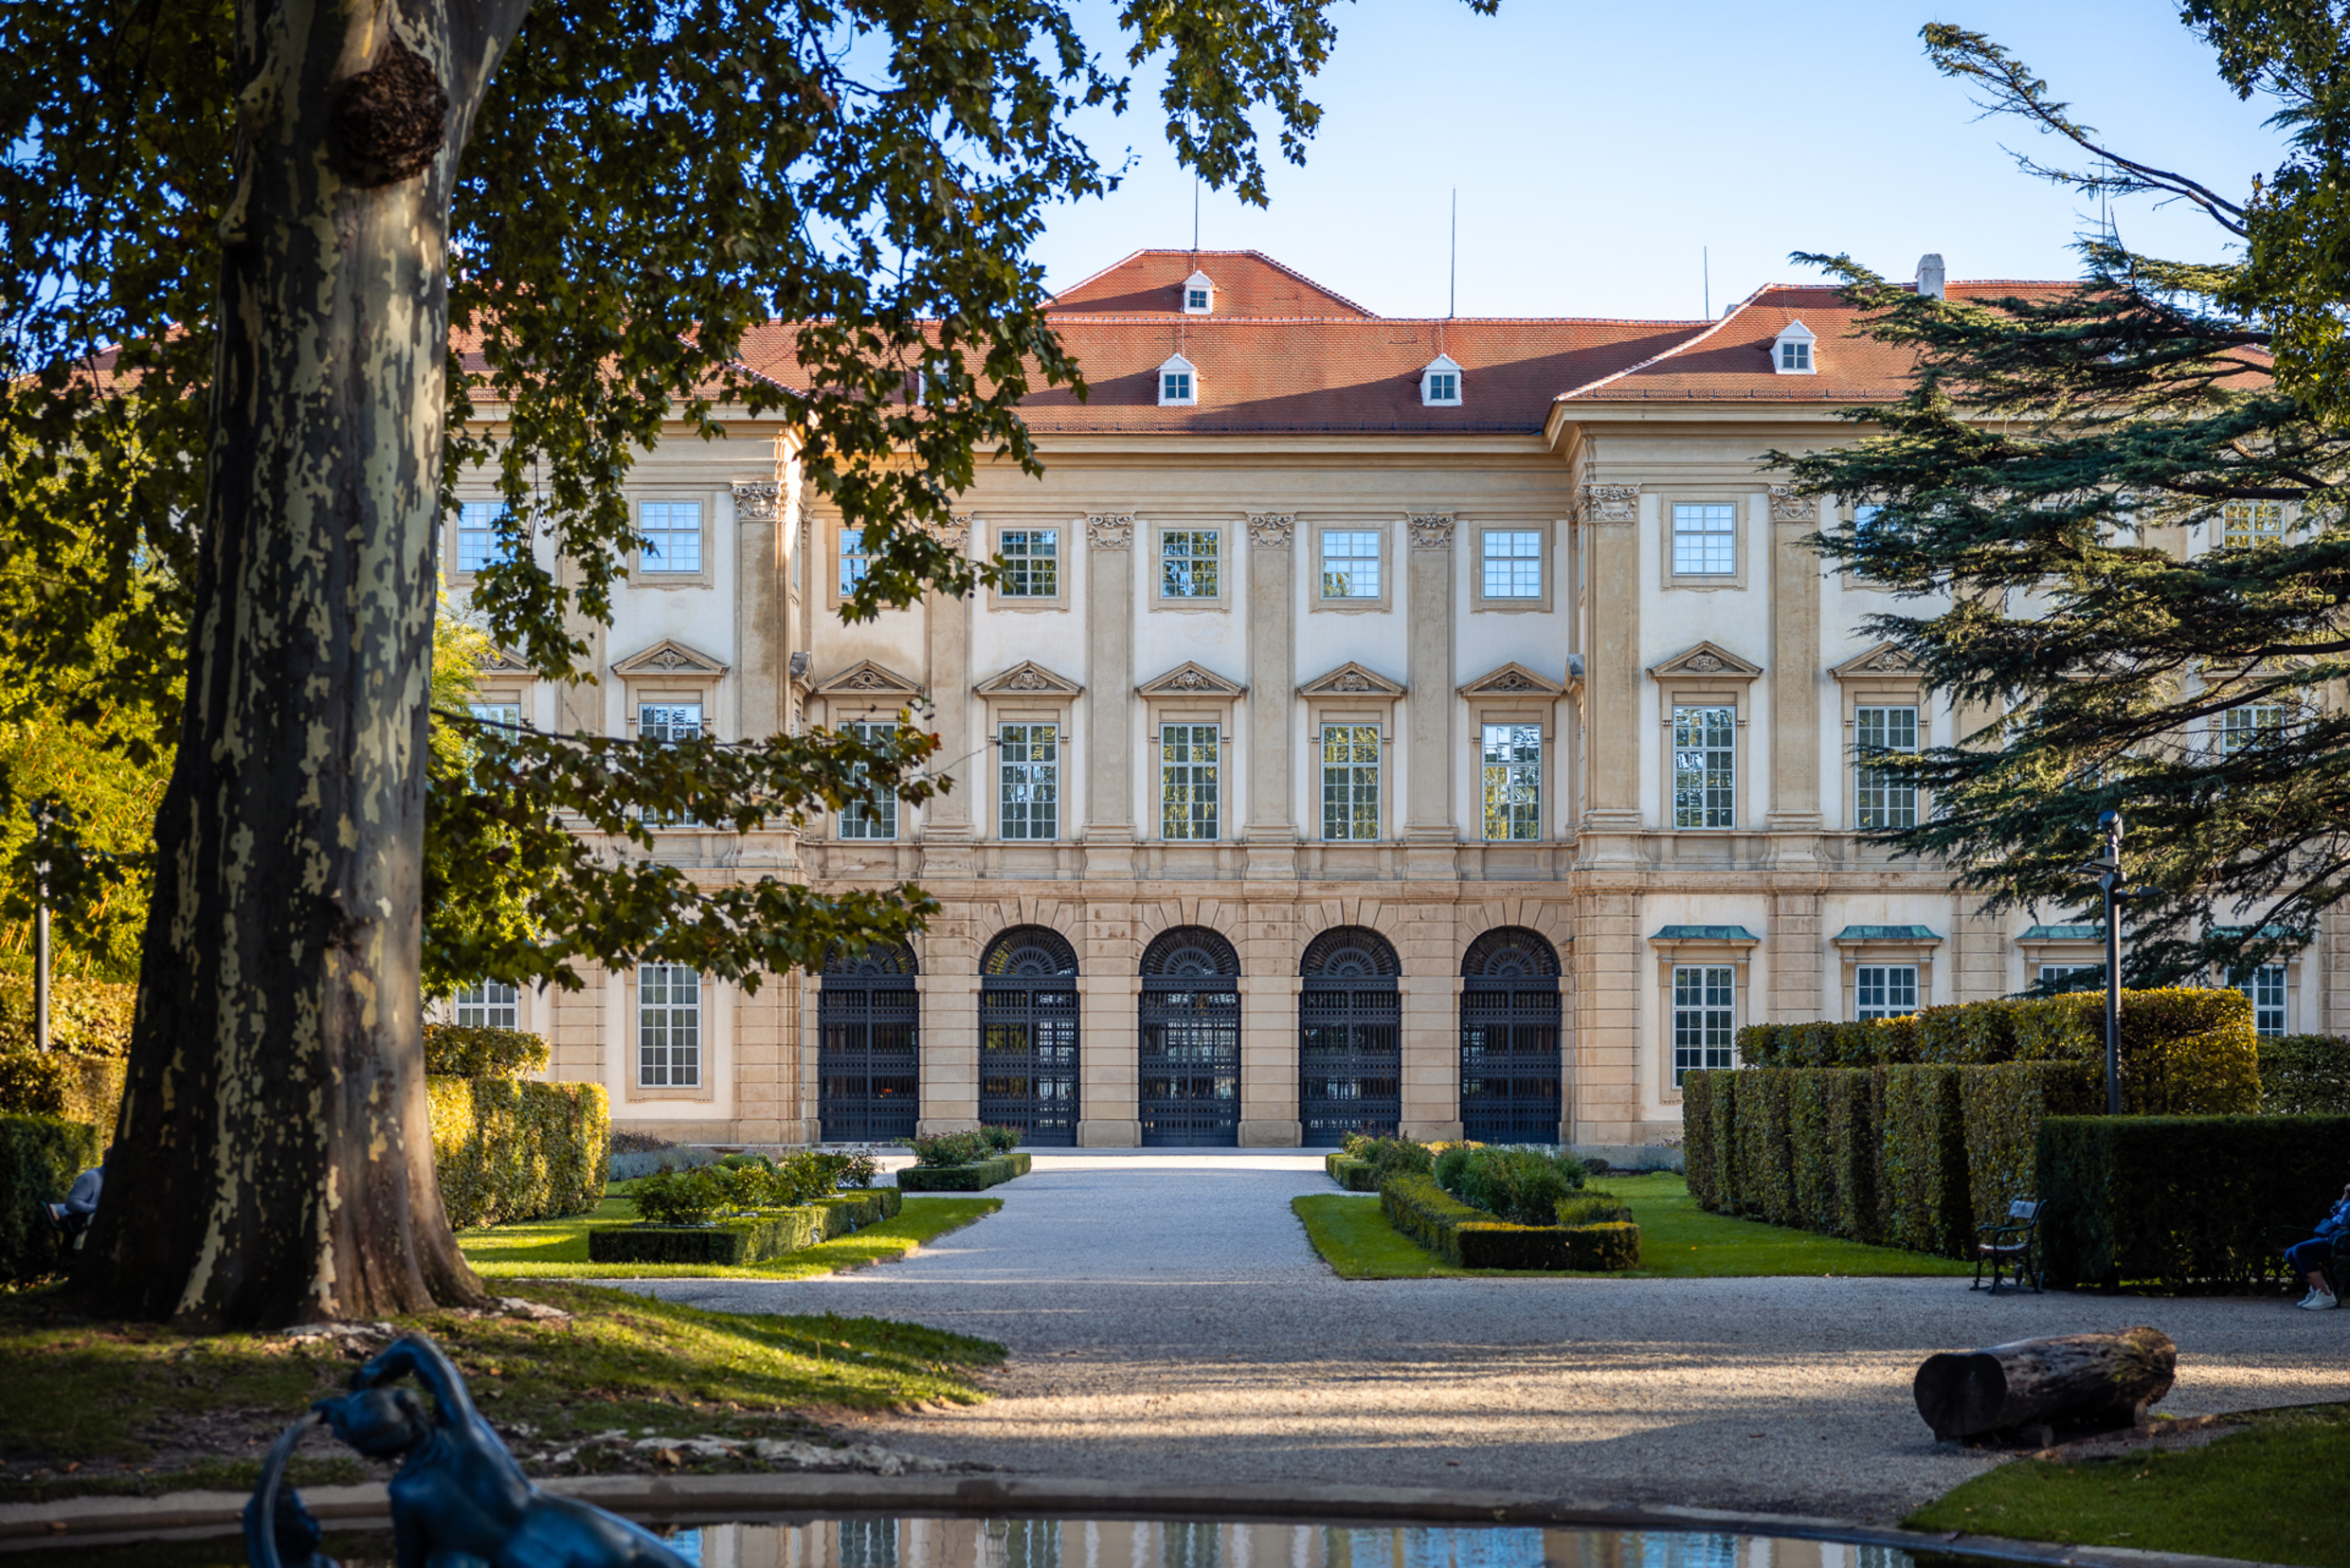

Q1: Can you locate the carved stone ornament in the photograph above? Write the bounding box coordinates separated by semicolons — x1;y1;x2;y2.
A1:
812;658;924;699
731;480;783;521
1686;654;1725;673
1578;484;1639;525
929;513;973;551
1297;660;1406;699
975;658;1083;698
1138;660;1246;699
1831;641;1923;681
611;638;729;678
1768;484;1814;523
1085;513;1136;550
480;645;533;675
1646;640;1763;682
1246;513;1295;548
1408;513;1456;550
1456;661;1565;697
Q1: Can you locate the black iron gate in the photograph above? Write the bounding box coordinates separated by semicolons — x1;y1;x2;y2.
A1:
818;941;920;1143
1138;927;1241;1146
1298;926;1401;1145
1458;927;1563;1144
979;926;1080;1145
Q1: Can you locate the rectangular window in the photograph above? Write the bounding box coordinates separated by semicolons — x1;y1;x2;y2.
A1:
637;964;701;1087
2221;703;2285;754
454;980;518;1029
1481;531;1542;599
1162;369;1192;402
1854;964;1919;1021
839;721;898;840
999;723;1059;840
998;530;1058;598
2238;964;2287;1038
1160;723;1220;840
1854;705;1919;830
1320;531;1382;599
2221;500;2285;549
1672;964;1736;1087
839;528;872;595
1185;287;1209;311
639;501;701;574
1427;371;1458;402
1672;502;1736;576
1320;724;1381;840
1160;531;1220;599
641;701;704;826
456;501;506;574
1780;340;1811;371
467;701;521;730
1672;704;1736;829
1480;723;1542;841
2039;963;2105;994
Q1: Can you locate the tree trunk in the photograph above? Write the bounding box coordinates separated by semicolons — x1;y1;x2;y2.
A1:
1913;1326;2178;1441
72;0;530;1329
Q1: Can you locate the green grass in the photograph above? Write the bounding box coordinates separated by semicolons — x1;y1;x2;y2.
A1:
1907;1402;2350;1567
1295;1172;1975;1278
458;1193;999;1279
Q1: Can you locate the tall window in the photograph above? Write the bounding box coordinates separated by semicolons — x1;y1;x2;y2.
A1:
1854;705;1919;829
638;964;700;1087
639;501;701;574
1160;723;1219;840
1481;531;1542;599
1672;705;1736;829
839;721;897;840
1672;965;1735;1086
1672;503;1736;575
2222;703;2285;755
1480;723;1542;841
455;980;517;1029
2221;500;2286;549
1855;964;1918;1020
456;501;507;574
1321;724;1381;840
839;528;872;594
1160;531;1220;599
999;723;1059;840
641;702;703;826
1320;531;1382;599
2238;964;2287;1037
999;529;1058;597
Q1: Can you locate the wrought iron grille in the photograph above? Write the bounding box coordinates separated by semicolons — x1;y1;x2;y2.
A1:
1298;926;1401;1146
980;927;1081;1145
1459;927;1563;1143
1139;926;1240;1146
818;941;919;1143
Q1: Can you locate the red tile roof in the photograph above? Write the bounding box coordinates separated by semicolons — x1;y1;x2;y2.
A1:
1050;249;1379;319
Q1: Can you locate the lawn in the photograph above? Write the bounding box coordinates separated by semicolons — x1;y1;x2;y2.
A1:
458;1193;999;1279
1907;1402;2350;1567
1294;1172;1976;1278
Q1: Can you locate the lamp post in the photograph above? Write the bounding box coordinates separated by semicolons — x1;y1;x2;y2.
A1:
30;799;51;1055
2075;810;2126;1115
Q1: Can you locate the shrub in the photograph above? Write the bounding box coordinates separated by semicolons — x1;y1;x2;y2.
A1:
1708;1069;1741;1213
1733;1024;1783;1070
1959;1061;2099;1235
422;1024;550;1078
0;975;134;1057
904;1131;990;1168
1879;1065;1967;1257
0;1050;124;1134
2037;1114;2350;1289
1681;1071;1720;1208
1433;1144;1585;1227
630;1165;733;1225
1731;1070;1798;1225
1381;1175;1637;1271
1554;1190;1634;1227
588;1189;902;1265
896;1152;1030;1191
426;1076;608;1229
2261;1035;2350;1114
816;1150;880;1189
978;1125;1024;1154
0;1114;100;1283
611;1129;678;1155
1345;1134;1436;1181
1325;1153;1377;1191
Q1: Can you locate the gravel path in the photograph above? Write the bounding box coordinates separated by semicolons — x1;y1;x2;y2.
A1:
624;1152;2350;1524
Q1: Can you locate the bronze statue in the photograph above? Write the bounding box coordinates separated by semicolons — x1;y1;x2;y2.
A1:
246;1332;694;1568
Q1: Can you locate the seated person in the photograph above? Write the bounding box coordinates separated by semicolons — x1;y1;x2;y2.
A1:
43;1165;102;1246
2285;1177;2350;1311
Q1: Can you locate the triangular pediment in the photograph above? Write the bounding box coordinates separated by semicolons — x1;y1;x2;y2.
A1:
1297;660;1406;699
479;645;534;676
611;638;729;678
812;658;924;700
1456;661;1564;698
1646;640;1762;681
1831;641;1922;681
1136;660;1246;699
974;659;1084;698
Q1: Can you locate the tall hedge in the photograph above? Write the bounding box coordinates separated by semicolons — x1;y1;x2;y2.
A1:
427;1076;609;1229
1879;1065;1968;1256
0;1051;125;1134
1732;1070;1798;1228
1788;1069;1876;1241
2260;1035;2350;1114
1959;1061;2099;1235
1681;1071;1720;1209
0;1114;100;1283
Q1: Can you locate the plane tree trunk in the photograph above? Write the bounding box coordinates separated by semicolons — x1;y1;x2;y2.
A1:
72;0;530;1328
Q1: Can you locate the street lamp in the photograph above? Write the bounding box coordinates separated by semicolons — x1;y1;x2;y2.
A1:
30;799;51;1055
2073;808;2162;1116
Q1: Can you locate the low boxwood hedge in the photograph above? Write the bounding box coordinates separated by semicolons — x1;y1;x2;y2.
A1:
586;1188;903;1265
1380;1175;1639;1271
1325;1153;1377;1191
0;1113;101;1283
895;1152;1030;1191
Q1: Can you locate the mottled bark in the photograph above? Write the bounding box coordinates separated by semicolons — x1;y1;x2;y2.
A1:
73;0;529;1328
1913;1326;2178;1441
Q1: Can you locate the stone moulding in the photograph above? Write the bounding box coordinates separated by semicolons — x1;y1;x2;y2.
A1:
1137;660;1246;698
1646;640;1763;683
1296;660;1405;698
611;638;730;678
1577;484;1639;524
974;658;1084;697
1245;512;1294;548
811;658;925;701
1767;484;1815;522
1084;513;1136;550
1406;513;1456;550
731;480;783;521
1456;661;1566;698
1830;640;1923;680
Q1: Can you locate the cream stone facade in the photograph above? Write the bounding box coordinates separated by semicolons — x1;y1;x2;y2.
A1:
446;250;2345;1154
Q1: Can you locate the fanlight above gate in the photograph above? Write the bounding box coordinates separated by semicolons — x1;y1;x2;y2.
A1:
1461;927;1560;980
981;926;1080;979
1141;927;1239;979
822;939;920;978
1300;926;1400;979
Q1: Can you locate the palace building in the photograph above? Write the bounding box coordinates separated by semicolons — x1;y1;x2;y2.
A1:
446;248;2332;1156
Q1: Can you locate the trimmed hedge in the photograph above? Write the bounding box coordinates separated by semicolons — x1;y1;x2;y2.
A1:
0;1114;100;1283
1380;1175;1640;1271
1681;1071;1721;1209
895;1152;1030;1191
2261;1035;2350;1114
423;1024;551;1078
2038;1114;2350;1289
587;1189;903;1266
427;1075;609;1230
1959;1061;2100;1235
0;974;134;1058
1325;1153;1377;1191
0;1050;125;1135
1879;1066;1968;1257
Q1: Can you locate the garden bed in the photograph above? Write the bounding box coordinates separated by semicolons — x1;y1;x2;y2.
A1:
585;1189;900;1266
896;1152;1031;1191
1324;1152;1376;1191
1381;1174;1638;1270
460;1195;996;1280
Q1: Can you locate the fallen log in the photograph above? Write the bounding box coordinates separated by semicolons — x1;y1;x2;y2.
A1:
1913;1326;2177;1442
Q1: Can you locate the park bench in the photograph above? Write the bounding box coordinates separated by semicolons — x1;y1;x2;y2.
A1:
2266;1222;2350;1299
1972;1199;2043;1294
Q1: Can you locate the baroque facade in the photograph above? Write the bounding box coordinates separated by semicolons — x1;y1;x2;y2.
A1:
447;249;2337;1153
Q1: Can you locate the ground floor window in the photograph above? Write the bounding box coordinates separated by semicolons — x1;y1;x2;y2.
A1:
2037;963;2104;994
2238;964;2287;1037
1854;964;1918;1021
639;964;701;1087
455;980;518;1029
1672;964;1735;1087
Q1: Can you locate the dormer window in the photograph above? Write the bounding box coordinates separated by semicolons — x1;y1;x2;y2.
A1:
1182;270;1215;315
1420;354;1464;406
1158;353;1198;406
1773;321;1817;375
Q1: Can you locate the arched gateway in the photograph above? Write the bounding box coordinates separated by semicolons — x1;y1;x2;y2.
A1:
1137;927;1241;1146
1458;927;1564;1143
1298;926;1401;1145
979;926;1080;1145
817;940;919;1143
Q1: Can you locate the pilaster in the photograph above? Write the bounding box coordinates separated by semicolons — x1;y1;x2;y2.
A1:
1580;486;1642;835
1403;514;1457;878
1243;514;1297;879
915;906;982;1131
921;515;975;877
1076;968;1141;1146
1573;889;1643;1144
1084;514;1135;874
1766;485;1824;840
1767;891;1823;1023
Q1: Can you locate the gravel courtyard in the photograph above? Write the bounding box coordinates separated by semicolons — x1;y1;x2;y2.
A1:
628;1152;2350;1524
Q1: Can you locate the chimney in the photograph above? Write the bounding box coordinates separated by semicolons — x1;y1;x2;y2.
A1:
1915;253;1946;300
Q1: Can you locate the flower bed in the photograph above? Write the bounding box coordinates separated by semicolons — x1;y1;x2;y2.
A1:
896;1152;1030;1191
586;1189;902;1265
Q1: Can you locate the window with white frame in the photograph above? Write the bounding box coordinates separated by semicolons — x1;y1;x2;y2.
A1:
1160;723;1219;840
1320;724;1381;840
1421;355;1463;406
2038;963;2105;994
1480;723;1542;841
1320;531;1382;599
1672;964;1736;1086
638;501;701;574
1672;704;1736;829
468;700;521;730
1182;272;1214;315
2238;964;2287;1037
1773;322;1816;373
1853;504;1885;539
456;501;507;574
2221;702;2285;755
1481;531;1542;599
999;723;1059;840
1160;530;1220;599
2221;500;2286;549
1854;964;1919;1020
1185;286;1210;312
1854;705;1919;829
839;528;872;595
839;720;897;840
638;964;701;1087
1672;503;1736;575
1158;354;1198;406
455;980;518;1029
640;701;704;825
998;529;1058;598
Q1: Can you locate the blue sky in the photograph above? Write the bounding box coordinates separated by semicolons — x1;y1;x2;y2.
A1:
1032;1;2291;319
